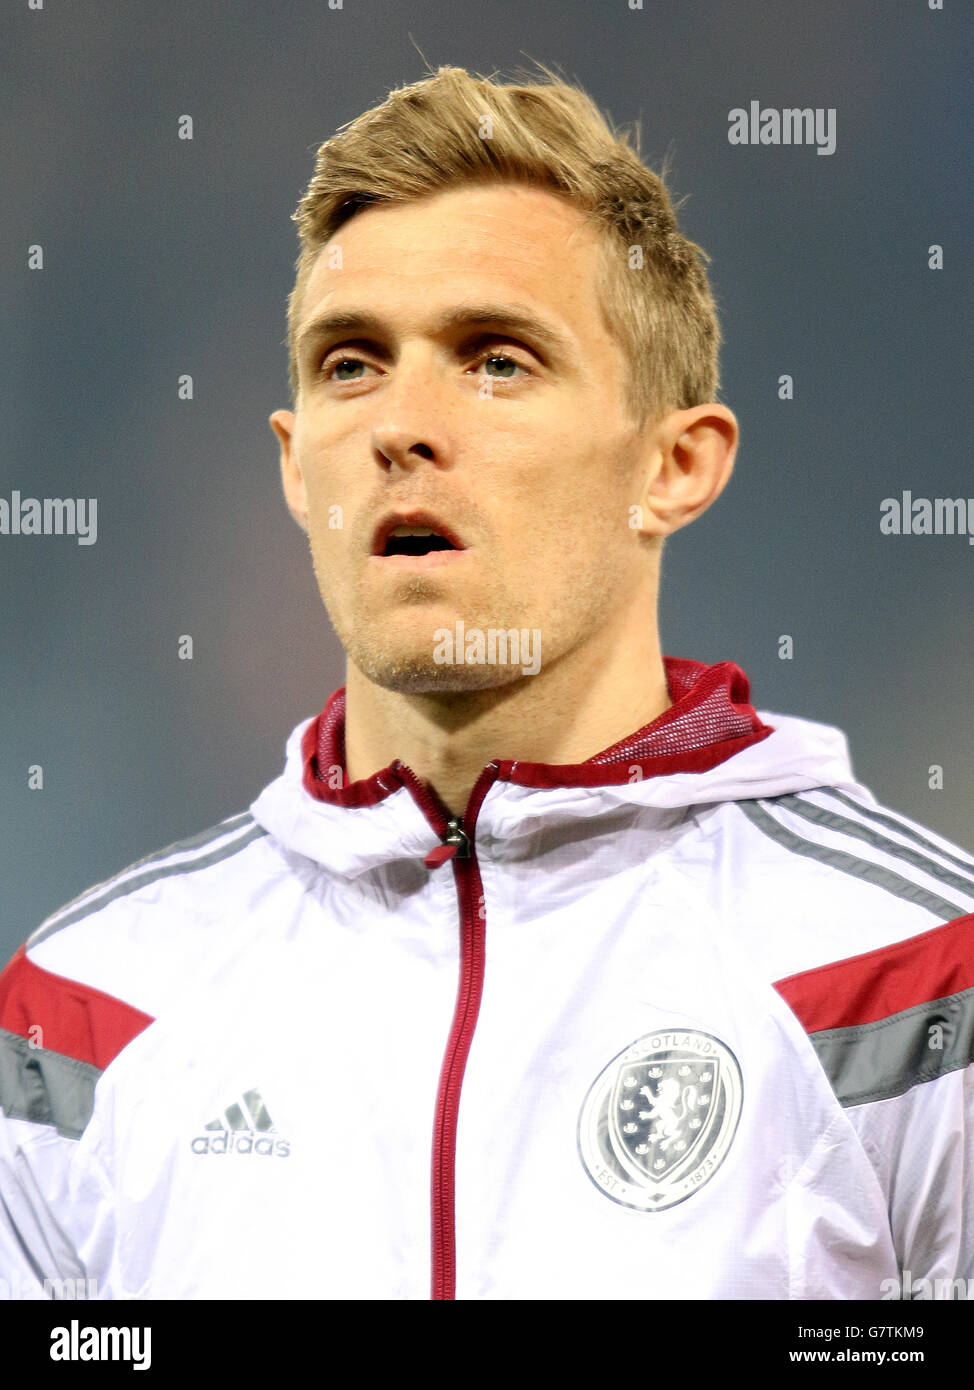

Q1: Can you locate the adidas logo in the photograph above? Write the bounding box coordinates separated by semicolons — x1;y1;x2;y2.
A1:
190;1088;291;1157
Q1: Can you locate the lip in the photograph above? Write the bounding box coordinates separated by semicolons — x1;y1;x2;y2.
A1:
371;509;468;557
368;549;471;572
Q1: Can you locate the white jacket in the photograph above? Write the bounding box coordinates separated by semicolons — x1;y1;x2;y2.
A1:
1;657;972;1300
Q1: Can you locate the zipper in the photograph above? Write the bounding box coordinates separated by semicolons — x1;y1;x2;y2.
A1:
392;757;501;1300
424;816;471;867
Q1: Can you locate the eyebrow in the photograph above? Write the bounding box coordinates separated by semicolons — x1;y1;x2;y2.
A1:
295;303;575;367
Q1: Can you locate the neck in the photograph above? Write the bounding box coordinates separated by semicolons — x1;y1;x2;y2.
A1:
344;606;671;818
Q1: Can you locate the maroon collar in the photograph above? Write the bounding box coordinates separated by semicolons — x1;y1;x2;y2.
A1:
301;657;773;807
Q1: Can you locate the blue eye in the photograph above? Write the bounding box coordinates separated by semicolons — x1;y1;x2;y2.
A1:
318;348;529;384
481;354;520;378
328;358;367;381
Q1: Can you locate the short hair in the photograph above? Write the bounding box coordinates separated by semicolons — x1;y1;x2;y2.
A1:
286;63;721;429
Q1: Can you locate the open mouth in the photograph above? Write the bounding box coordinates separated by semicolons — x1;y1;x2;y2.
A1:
383;527;458;558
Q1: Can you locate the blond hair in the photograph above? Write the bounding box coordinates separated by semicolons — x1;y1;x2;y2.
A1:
286;63;721;428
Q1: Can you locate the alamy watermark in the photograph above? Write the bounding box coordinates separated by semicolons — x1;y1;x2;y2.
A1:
433;621;541;676
880;1270;973;1300
50;1319;151;1371
0;1270;98;1299
728;101;836;156
0;490;97;545
880;492;974;544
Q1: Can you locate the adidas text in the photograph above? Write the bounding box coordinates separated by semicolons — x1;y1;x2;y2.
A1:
191;1132;290;1157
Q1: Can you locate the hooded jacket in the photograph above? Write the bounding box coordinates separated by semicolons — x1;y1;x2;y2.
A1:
1;656;972;1300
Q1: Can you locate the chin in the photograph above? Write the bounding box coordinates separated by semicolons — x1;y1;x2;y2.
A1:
353;645;527;696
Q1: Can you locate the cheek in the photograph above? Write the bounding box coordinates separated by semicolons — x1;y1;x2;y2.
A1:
513;453;620;532
300;453;356;538
303;497;342;549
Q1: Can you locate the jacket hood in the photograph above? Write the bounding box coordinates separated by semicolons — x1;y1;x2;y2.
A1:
250;656;863;878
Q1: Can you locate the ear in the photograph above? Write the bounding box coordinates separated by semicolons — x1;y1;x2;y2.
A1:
636;404;739;538
269;409;309;534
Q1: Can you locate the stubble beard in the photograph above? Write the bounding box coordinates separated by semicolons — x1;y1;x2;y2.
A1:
313;553;531;695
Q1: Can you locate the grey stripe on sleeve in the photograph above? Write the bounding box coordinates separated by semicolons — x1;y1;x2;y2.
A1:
807;985;974;1107
30;820;268;946
825;788;974;878
781;794;974;899
0;1028;101;1140
736;799;967;922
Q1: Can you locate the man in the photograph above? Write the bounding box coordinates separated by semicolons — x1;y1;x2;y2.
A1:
1;65;972;1301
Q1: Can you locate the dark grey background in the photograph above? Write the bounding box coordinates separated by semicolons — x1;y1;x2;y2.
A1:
2;0;971;959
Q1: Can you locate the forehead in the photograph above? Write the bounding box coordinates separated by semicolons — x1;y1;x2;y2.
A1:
298;183;608;336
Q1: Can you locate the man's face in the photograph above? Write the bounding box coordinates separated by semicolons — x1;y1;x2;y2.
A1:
272;182;659;693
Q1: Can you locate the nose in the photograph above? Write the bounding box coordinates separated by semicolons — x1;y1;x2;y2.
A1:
371;349;452;471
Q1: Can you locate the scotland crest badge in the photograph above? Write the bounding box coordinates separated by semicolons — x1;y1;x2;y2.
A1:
578;1030;743;1211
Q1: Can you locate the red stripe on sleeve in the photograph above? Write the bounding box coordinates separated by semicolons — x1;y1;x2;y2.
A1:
772;911;972;1034
0;945;154;1071
774;913;974;1032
